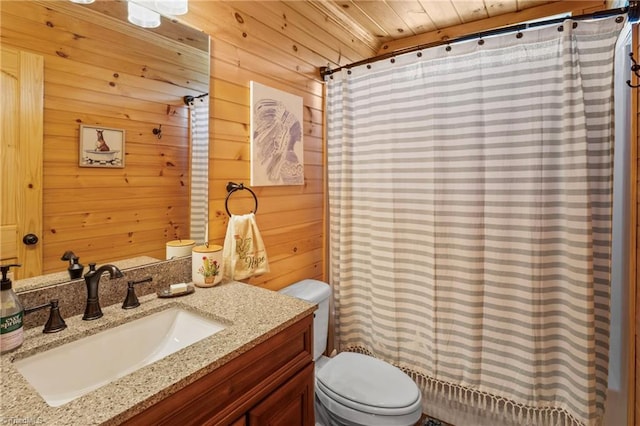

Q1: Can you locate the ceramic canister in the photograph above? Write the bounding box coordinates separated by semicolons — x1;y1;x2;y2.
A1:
166;239;196;260
192;244;223;287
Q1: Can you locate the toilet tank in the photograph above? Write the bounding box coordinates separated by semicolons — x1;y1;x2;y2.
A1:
279;279;331;361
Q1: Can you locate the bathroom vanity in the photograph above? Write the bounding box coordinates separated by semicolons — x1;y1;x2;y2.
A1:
121;307;314;425
0;281;316;425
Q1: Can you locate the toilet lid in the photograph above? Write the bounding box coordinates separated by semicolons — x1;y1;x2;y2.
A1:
316;352;421;415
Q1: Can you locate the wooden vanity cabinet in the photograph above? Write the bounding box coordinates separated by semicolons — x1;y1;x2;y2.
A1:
121;313;314;426
246;363;314;425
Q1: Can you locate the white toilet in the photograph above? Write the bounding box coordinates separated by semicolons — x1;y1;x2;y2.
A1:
279;279;423;426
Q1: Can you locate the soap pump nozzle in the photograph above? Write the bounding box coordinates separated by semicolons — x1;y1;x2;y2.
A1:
61;251;77;263
1;264;21;290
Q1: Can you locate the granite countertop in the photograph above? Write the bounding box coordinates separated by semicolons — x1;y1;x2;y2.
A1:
0;281;315;425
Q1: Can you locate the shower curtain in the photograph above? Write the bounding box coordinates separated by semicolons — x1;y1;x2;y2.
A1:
326;15;625;426
188;95;209;243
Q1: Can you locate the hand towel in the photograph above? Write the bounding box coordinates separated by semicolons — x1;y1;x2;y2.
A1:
222;213;269;280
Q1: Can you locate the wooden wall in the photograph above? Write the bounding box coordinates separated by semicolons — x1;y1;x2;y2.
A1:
0;1;207;274
176;1;612;295
2;1;607;288
1;1;623;291
179;2;376;291
3;0;636;420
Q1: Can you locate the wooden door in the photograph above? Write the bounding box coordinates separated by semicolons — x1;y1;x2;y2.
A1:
0;47;44;279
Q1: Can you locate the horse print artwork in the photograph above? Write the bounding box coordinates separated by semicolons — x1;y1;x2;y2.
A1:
79;125;125;168
95;129;111;151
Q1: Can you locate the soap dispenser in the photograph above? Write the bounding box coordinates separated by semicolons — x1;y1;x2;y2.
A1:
0;264;24;353
61;251;84;279
68;257;84;279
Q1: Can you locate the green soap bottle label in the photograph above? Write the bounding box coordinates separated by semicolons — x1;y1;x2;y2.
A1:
0;311;24;334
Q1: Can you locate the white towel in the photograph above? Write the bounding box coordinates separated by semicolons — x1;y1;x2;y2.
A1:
222;213;269;280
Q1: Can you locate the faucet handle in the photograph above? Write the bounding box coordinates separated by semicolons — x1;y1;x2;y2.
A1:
83;262;97;279
122;277;152;309
25;299;67;333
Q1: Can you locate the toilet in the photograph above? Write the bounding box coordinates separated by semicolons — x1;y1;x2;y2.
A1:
279;279;423;426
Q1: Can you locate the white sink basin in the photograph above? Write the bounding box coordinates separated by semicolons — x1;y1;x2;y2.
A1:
14;307;226;407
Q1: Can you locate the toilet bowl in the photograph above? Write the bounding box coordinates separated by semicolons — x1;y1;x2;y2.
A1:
279;279;423;426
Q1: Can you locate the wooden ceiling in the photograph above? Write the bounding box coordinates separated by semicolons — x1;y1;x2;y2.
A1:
307;0;620;55
69;0;624;73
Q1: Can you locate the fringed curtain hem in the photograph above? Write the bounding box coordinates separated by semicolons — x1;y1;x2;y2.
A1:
345;346;589;426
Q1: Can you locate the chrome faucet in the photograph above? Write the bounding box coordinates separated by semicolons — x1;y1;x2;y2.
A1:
83;263;124;320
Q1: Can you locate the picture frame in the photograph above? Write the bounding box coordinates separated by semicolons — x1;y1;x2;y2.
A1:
79;125;125;168
250;81;304;186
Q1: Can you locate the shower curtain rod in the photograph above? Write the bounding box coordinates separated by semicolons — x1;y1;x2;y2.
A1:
319;2;639;79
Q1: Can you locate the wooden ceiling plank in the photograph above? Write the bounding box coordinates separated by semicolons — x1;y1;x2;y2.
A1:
304;0;380;52
378;0;603;54
347;1;415;41
516;0;557;10
384;0;438;35
327;0;392;39
416;0;463;29
484;0;519;18
451;0;490;23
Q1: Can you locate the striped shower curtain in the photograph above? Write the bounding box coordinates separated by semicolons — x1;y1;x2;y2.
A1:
188;95;209;243
326;15;625;426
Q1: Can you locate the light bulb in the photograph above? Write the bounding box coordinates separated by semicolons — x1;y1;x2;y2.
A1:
154;0;188;16
127;1;161;28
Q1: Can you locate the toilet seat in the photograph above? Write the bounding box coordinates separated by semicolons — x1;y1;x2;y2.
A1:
315;385;423;426
316;352;422;418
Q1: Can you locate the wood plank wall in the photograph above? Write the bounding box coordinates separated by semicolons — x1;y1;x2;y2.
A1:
2;0;607;288
179;1;376;291
3;0;636;420
0;1;207;274
1;0;621;291
176;0;609;295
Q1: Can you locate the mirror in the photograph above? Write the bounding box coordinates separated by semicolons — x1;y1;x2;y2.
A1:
1;0;209;290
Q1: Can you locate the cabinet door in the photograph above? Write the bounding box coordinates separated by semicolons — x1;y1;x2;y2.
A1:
248;363;314;426
229;416;247;426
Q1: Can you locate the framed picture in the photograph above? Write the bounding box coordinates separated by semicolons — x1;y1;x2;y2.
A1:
79;125;125;168
250;81;304;186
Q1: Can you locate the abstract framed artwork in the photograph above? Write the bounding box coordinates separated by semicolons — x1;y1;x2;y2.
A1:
250;81;304;186
79;125;125;168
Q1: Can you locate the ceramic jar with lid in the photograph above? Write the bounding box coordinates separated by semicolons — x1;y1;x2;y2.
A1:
166;239;195;259
192;244;223;287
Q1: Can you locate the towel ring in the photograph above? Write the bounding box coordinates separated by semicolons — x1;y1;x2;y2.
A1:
225;182;258;217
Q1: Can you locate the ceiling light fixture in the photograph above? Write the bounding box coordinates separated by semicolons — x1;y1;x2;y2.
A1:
154;0;188;16
69;0;188;28
127;0;161;29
